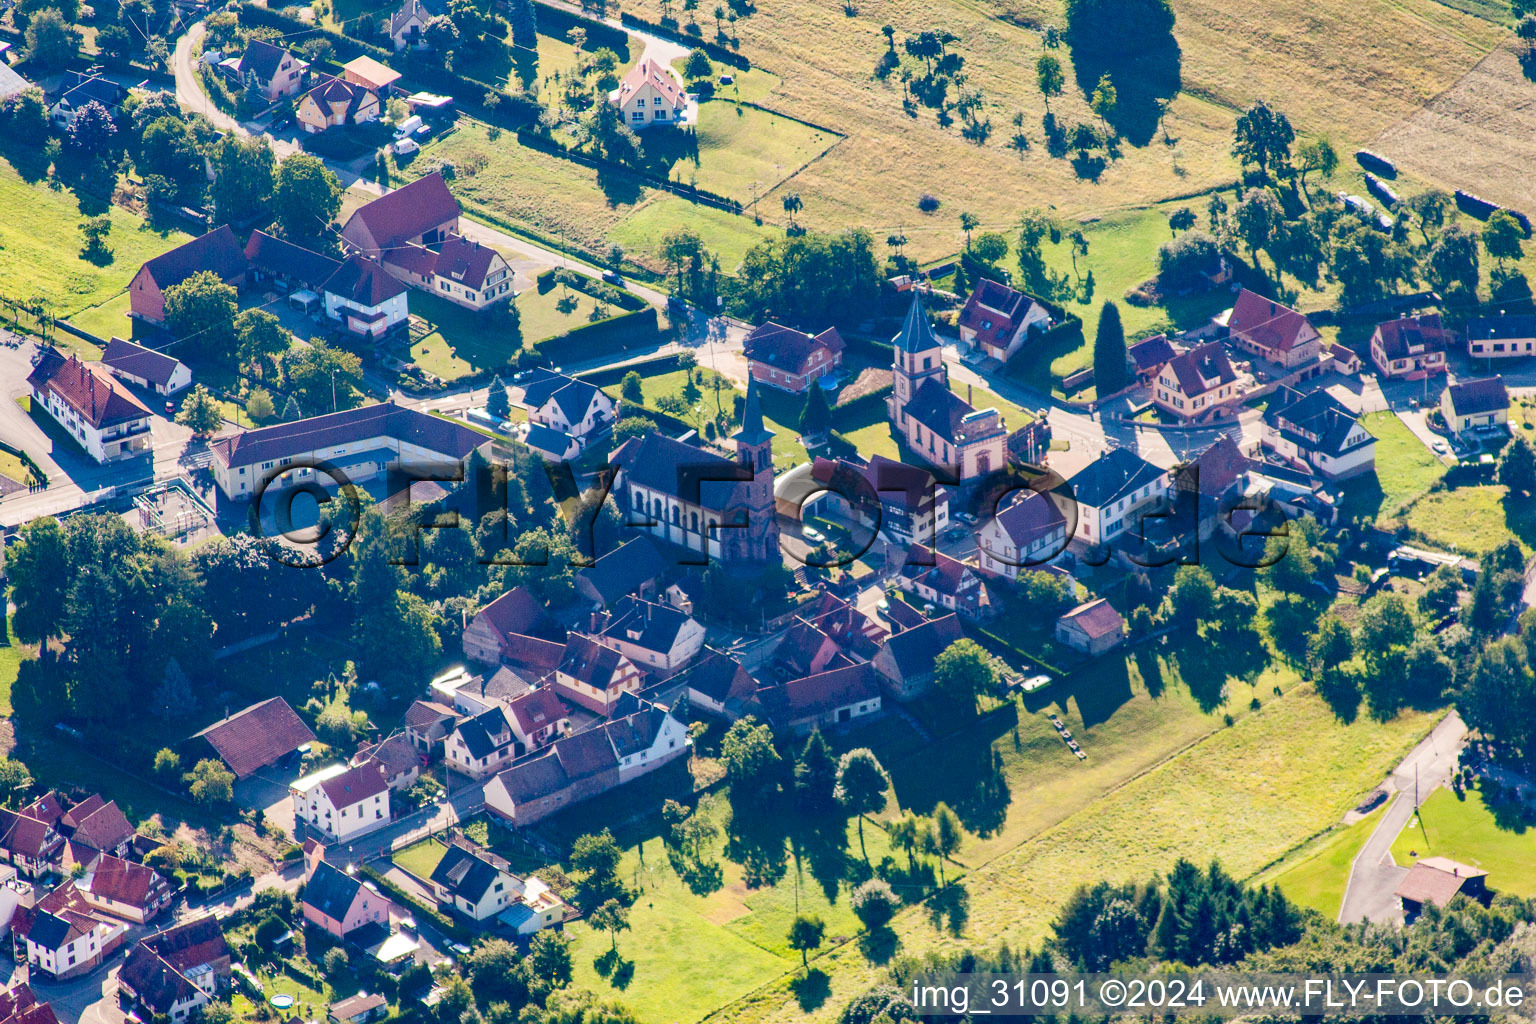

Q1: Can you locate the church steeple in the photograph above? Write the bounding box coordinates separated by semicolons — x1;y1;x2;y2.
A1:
894;289;941;355
732;376;775;474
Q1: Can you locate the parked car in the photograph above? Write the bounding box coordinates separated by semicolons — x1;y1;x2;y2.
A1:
802;526;824;543
1431;438;1450;454
393;138;421;156
602;270;623;284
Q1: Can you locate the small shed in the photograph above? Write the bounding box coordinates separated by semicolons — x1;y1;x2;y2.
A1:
329;992;388;1024
1395;857;1489;922
1054;599;1125;656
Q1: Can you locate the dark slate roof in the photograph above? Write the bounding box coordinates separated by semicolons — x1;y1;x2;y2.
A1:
57;73;127;110
210;403;484;470
1064;447;1165;509
303;861;365;920
519;372;607;425
323;255;407;307
1265;386;1372;458
343;172;460;251
905;380;1005;447
893;292;939;353
491;749;571;804
473;586;559;640
429;837;511;902
732;376;775;446
455;708;512;760
138;225;246;291
558;634;628;688
1465;314;1536;341
193;698;315;778
878;614;962;679
1129;334;1177;373
743;322;846;375
244;230;342;290
992;488;1066;547
100;338;185;389
239;38;298;84
1445;376;1509;417
684;649;751;704
595;595;693;656
609;432;745;512
577;535;668;605
26;349;151;429
553;726;620;778
601;701;665;757
120;942;201;1014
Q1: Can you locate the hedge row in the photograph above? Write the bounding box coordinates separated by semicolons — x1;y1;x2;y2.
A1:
534;267;646;310
576;352;682;387
359;865;475;943
531;306;660;362
968;622;1068;679
530;0;631;50
616;11;751;68
235;2;541;128
0;438;48;488
829;382;893;423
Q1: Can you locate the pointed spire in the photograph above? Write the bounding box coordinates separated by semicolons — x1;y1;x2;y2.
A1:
894;291;939;353
732;375;775;447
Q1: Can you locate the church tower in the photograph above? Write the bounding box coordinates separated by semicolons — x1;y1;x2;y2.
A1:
888;292;948;431
727;377;780;564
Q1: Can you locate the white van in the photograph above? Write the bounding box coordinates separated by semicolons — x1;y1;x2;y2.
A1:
394;115;424;138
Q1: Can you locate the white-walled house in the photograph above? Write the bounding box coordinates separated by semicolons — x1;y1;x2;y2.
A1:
26;349;152;463
1056;448;1170;547
290;764;391;843
1261;386;1376;480
977;488;1068;579
427;836;570;931
322;256;409;339
608;58;688;128
593;596;706;676
100;339;192;396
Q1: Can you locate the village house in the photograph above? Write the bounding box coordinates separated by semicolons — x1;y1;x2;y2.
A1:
75;856;171;924
682;649;756;718
1152;342;1240;422
191;697;315;779
871;614;964;700
590;596;705;676
351;734;422;791
49;73;127;129
128;225;247;324
301;861;391;939
957;279;1050;362
1055;599;1125;656
389;0;440;49
322;255;410;339
1441;376;1510;436
1056;447;1171;549
343;55;402;95
575;536;669;608
0;810;60;880
296;75;381;133
427;835;570;931
0;985;59;1024
208;402;485;500
341;173;461;256
608;58;688;127
609;382;780;566
383;235;514;310
244;230;342;298
805;454;951;547
551;634;645;715
462;587;563;665
1169;435;1254;542
330;994;388;1024
444;707;518;779
26;349;152;463
115;916;230;1024
896;547;994;618
1128;335;1177;383
290;762;391;843
14;883;127;980
57;796;137;872
771;618;852;680
1370;314;1452;379
483;697;688;826
1465;314;1536;361
1220;289;1323;374
977;487;1068;579
1262;386;1377;479
402;700;461;761
516;372;618;459
889;294;1008;482
754;663;883;735
1395;856;1489;922
233;39;309;102
743;322;847;393
99;339;192;396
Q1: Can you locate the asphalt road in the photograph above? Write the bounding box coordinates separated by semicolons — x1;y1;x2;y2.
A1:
1337;710;1467;925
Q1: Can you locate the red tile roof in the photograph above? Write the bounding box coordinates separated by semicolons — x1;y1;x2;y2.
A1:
1374;314;1453;359
1227;288;1317;354
505;688;566;737
193;697;316;778
86;854;169;909
26;349;152;429
761;663;880;720
344;172;460;252
1058;599;1124;640
613;58;684;108
1395;857;1486;906
318;762;389;808
744;322;846;376
1162;341;1236;399
244;230;342;290
959;279;1038;349
68;800;135;853
138;225;247;292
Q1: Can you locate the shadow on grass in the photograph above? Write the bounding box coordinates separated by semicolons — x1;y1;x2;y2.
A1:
924;883;968;936
790;969;831;1012
857;925;899;964
883;705;1014;839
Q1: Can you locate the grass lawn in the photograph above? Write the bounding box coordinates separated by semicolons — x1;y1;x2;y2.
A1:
0;154;188;318
407;289;593;381
0;451;28;486
1262;806;1385;919
636;101;840;205
1344;412;1447;521
673;61;783;106
415;121;774;274
1400;484;1533;556
393;838;448;881
0;617;31;717
64;291;132;345
1390;785;1536;896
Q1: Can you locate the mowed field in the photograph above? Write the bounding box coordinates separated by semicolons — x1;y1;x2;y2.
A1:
611;0;1505;262
0;157;187;317
1391;785;1536;896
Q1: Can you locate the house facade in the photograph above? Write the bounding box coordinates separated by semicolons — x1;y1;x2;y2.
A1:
100;339;192;396
1466;314;1536;360
517;373;617;457
592;596;705;676
1055;599;1125;656
340;173;460;256
235;39;309;102
1056;448;1170;548
608;58;687;127
1441;377;1510;435
382;235;514;310
1151;342;1240;422
26;350;152;463
1262;386;1377;479
1370;314;1451;379
755;664;882;735
301;862;391;939
1222;289;1322;370
743;322;846;393
552;635;645;715
296;76;381;133
322;256;409;339
128;225;247;325
427;836;570;930
290;763;391;843
977;487;1067;579
957;279;1050;362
